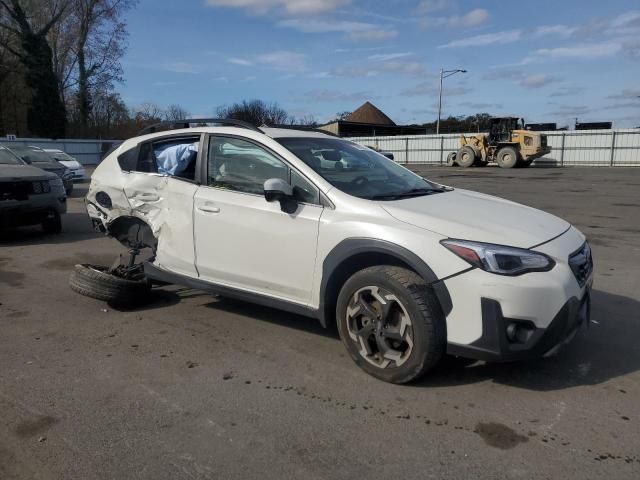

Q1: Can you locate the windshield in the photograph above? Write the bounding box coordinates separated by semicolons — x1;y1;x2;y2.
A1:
8;146;58;164
277;137;444;200
0;147;25;165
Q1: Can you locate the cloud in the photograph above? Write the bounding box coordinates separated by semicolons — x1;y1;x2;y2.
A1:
161;62;201;74
419;8;490;28
277;18;397;41
519;74;559;89
415;0;449;15
483;68;560;89
439;30;522;48
368;52;412;61
607;88;640;100
534;24;576;37
205;0;350;16
402;82;471;97
349;29;398;41
227;57;253;66
550;86;584;97
257;51;306;72
549;105;591;116
420;8;490;29
304;90;373;102
459;101;504;110
334;60;425;78
535;42;622;58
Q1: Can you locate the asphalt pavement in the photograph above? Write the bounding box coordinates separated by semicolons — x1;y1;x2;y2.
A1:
1;165;639;479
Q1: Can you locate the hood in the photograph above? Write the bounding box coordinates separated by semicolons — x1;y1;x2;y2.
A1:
380;188;569;248
0;164;57;181
58;159;81;170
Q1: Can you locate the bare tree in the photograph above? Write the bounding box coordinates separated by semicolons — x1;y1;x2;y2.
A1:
216;99;291;126
164;104;190;121
72;0;137;135
0;0;69;137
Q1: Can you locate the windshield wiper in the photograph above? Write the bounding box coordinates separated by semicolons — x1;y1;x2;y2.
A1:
369;188;447;201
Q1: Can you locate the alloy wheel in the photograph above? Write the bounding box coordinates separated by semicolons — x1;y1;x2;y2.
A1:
346;286;414;369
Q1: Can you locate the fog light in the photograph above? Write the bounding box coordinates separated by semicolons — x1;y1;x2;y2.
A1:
506;322;535;344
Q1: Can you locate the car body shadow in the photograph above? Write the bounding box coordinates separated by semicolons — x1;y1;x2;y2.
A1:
187;288;638;391
415;289;640;391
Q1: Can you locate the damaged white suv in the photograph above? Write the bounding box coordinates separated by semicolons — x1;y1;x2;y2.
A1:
77;120;593;384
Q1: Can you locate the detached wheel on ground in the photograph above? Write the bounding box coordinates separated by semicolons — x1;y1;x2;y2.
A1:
496;146;519;168
69;264;150;305
336;266;446;384
42;210;62;234
456;146;476;168
446;152;458;167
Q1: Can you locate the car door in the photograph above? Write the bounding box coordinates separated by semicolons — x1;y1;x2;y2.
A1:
120;134;203;277
193;135;323;305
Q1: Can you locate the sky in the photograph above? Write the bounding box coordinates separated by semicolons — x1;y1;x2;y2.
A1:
120;0;640;128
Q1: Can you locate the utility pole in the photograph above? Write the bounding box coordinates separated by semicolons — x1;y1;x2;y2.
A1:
437;68;467;135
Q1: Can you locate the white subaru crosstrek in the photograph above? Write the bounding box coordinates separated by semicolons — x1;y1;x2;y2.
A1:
79;120;594;384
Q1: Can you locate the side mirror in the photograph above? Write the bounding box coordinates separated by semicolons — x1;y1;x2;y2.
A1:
264;178;297;214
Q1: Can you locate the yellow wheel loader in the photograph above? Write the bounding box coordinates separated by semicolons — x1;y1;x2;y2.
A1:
447;117;551;168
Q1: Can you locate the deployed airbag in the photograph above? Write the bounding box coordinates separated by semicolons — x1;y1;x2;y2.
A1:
155;143;198;175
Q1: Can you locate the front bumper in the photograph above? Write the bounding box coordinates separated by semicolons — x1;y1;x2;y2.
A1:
71;168;86;181
0;194;67;228
442;226;592;361
447;293;590;361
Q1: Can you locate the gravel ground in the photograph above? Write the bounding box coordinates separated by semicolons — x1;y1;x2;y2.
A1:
1;166;639;480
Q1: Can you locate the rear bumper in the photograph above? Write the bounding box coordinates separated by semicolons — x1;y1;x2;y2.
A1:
447;293;590;361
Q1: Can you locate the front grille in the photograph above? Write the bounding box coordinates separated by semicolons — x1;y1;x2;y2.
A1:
1;181;30;201
569;242;593;287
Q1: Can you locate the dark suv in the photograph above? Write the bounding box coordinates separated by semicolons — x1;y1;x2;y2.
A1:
4;145;74;195
0;146;67;233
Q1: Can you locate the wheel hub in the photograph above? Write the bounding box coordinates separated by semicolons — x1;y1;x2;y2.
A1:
346;286;414;369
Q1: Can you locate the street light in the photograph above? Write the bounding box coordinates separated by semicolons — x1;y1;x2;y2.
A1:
437;68;467;135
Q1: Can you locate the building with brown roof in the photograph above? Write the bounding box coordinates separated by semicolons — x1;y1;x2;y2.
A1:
319;102;425;137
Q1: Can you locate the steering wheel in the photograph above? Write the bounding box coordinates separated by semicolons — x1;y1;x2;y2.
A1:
351;176;369;186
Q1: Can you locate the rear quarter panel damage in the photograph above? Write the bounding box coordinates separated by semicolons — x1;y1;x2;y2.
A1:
87;157;198;277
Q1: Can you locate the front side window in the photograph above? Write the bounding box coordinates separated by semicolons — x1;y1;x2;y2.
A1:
277;137;445;201
208;137;288;195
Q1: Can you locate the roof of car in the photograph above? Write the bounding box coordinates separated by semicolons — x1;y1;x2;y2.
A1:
261;127;334;139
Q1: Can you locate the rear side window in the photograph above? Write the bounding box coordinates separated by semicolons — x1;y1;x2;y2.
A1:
117;135;200;181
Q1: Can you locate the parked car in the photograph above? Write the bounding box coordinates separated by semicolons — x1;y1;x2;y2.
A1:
4;145;74;195
44;149;86;181
0;146;67;233
74;120;593;384
367;145;395;161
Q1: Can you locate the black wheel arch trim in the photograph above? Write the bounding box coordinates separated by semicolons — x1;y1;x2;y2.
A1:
319;238;453;328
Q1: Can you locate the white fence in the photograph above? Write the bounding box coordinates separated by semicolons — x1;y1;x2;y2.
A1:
349;129;640;167
1;137;120;165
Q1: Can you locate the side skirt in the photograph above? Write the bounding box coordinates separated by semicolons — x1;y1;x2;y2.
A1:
143;262;320;321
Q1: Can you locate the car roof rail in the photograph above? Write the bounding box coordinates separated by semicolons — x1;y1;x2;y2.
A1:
265;124;341;138
137;118;264;136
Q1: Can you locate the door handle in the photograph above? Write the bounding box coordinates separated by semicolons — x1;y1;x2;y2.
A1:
197;205;221;214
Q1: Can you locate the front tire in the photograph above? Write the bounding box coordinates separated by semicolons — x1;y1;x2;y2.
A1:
456;146;476;168
446;152;458;167
336;266;446;384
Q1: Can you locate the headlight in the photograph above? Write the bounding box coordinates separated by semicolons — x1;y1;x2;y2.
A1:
440;239;555;276
62;168;73;180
